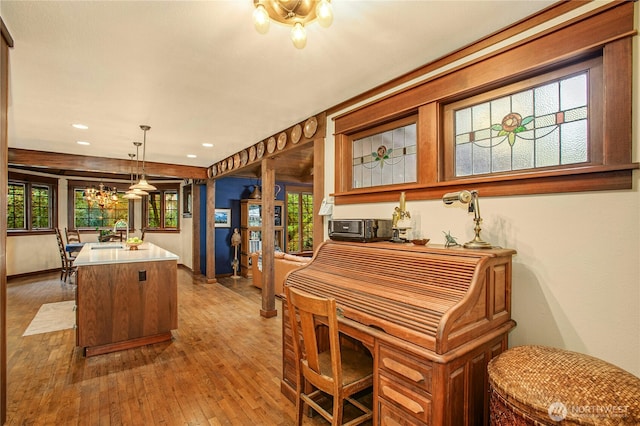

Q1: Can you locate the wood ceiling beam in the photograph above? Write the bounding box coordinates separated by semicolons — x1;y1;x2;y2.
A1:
8;148;208;180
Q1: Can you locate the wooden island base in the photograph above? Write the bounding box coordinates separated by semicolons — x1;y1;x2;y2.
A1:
84;332;174;357
74;242;179;357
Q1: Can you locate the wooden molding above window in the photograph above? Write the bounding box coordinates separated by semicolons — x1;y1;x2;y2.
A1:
333;1;638;205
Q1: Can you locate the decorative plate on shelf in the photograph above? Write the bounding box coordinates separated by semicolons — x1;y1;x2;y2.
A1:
256;141;265;158
240;149;248;166
267;136;276;153
291;124;302;144
303;116;318;138
233;153;241;169
277;132;287;150
248;145;256;161
207;166;213;179
227;157;234;170
220;160;227;172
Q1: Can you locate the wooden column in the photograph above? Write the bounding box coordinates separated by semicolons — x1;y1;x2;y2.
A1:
191;182;201;276
260;159;277;318
205;179;217;283
0;17;13;425
312;137;325;253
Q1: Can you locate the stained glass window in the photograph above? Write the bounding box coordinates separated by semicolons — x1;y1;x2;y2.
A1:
454;72;588;176
352;121;417;189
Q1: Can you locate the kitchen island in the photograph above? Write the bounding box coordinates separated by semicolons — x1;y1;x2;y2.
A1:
74;242;179;357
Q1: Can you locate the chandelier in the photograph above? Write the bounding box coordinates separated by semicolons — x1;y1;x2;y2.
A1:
252;0;334;49
130;124;157;191
85;183;119;209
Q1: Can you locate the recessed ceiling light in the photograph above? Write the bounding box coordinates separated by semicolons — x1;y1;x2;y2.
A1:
187;154;197;158
202;143;213;148
72;124;89;130
77;141;90;145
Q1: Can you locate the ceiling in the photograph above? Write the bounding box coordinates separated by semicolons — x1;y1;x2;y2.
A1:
1;0;557;178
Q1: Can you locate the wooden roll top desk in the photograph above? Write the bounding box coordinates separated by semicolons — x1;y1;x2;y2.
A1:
282;240;517;426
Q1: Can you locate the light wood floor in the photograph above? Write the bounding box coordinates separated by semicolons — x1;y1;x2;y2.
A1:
5;269;369;425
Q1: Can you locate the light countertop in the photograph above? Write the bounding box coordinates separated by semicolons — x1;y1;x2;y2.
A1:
74;242;179;266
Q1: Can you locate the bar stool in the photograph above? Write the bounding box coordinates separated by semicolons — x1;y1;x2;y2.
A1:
488;345;640;425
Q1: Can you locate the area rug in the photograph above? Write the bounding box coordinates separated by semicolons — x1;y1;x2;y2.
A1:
22;300;76;336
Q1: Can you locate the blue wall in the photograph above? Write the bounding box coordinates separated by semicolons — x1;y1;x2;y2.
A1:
199;177;287;276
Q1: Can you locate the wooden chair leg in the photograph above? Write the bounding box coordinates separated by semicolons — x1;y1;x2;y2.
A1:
295;395;304;426
332;398;344;426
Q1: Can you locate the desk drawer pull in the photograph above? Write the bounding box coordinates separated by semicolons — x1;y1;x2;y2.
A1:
382;357;425;383
381;386;424;414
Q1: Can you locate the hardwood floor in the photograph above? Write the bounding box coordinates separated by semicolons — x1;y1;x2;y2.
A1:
5;269;368;425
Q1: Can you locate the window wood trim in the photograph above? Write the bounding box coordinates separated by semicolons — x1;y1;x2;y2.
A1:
333;2;638;205
141;184;180;232
67;180;134;232
7;172;57;234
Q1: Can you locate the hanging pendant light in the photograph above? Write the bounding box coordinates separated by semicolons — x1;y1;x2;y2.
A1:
130;125;156;191
123;153;142;200
127;142;149;197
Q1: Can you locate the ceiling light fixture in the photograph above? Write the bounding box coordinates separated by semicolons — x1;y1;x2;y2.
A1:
123;153;143;200
76;141;90;146
130;125;157;191
252;0;333;49
72;123;88;129
85;182;118;209
127;142;149;197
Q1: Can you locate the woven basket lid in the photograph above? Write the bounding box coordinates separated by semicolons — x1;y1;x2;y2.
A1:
488;345;640;425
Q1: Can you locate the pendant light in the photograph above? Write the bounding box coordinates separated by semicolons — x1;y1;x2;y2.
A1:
130;125;157;191
123;153;142;199
127;142;149;197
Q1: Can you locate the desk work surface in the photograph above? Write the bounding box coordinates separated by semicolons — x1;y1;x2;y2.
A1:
74;242;179;266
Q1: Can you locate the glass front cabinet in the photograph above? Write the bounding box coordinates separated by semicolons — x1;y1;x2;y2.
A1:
240;199;284;278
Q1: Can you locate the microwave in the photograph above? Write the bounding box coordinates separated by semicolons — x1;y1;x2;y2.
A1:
328;219;393;242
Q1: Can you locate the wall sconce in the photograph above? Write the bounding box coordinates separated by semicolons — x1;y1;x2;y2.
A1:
253;0;334;49
442;190;492;249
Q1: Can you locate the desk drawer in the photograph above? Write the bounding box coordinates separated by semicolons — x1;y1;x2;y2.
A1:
379;400;429;426
379;344;432;393
379;373;432;425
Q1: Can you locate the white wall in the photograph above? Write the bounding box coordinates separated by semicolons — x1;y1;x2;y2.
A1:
6;178;192;275
323;2;640;376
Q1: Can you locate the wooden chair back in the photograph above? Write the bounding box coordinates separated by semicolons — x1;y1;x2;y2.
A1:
55;228;76;282
285;286;373;426
65;227;81;244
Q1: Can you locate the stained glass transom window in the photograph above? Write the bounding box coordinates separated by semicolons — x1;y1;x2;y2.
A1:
352;122;417;188
454;72;588;176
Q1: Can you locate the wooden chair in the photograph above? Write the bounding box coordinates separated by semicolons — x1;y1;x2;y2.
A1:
55;228;76;282
64;227;81;244
285;286;373;426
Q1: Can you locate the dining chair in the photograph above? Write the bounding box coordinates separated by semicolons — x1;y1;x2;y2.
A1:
64;227;81;244
55;228;76;282
285;286;373;426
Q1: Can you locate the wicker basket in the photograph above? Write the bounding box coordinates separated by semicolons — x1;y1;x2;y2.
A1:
488;345;640;425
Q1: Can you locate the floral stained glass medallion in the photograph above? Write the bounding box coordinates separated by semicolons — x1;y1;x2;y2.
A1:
454;72;588;177
352;122;417;189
